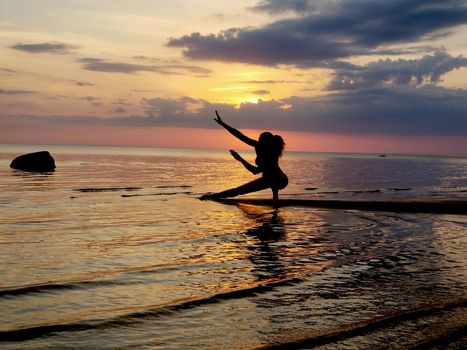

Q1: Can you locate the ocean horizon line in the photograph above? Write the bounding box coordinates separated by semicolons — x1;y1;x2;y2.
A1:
1;143;466;160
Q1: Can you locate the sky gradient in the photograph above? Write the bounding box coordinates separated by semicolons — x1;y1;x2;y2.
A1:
1;0;467;155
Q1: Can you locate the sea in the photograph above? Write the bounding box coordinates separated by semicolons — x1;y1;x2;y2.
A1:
0;144;466;349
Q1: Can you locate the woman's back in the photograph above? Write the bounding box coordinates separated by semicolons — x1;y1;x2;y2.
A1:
255;132;284;173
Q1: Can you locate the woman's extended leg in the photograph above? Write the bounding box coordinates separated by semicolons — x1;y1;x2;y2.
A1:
208;177;270;198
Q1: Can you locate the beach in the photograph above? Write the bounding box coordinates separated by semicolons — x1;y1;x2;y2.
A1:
0;145;466;349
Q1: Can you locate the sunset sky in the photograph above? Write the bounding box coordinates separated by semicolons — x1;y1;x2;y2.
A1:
1;0;467;155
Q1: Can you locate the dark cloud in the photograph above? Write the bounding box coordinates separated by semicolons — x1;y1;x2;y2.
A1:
278;87;467;136
250;0;317;15
327;50;467;90
0;88;35;95
167;27;354;66
167;0;467;66
251;89;270;95
141;96;205;120
78;58;212;76
10;42;79;54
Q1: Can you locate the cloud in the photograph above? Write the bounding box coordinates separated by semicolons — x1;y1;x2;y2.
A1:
327;50;467;90
106;51;467;136
112;99;132;106
167;0;467;66
40;52;462;136
80;95;99;102
79;58;155;74
113;107;127;114
10;42;80;54
2;83;466;137
72;80;93;87
78;58;212;76
166;64;212;76
0;88;35;95
251;89;270;95
141;96;207;120
0;68;17;74
134;83;467;137
77;96;102;107
278;87;467;136
250;0;317;15
2;51;465;138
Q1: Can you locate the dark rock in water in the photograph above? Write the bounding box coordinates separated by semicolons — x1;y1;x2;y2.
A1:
10;151;56;172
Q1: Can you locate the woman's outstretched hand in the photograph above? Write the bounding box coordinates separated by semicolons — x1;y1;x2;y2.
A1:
230;149;242;161
214;110;224;125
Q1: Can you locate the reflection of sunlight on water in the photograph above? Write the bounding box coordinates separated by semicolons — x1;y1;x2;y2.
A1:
431;215;467;285
1;147;466;349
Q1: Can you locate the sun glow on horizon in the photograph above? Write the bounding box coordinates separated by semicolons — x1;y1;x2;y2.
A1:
233;96;261;105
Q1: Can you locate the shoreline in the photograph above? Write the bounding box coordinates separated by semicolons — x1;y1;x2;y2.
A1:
216;198;467;215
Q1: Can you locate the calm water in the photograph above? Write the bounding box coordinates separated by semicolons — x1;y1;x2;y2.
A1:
0;145;466;349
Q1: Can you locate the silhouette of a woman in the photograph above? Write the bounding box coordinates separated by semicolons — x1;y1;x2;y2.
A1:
201;110;288;201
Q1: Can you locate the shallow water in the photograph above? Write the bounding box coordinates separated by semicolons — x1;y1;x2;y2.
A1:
0;145;466;349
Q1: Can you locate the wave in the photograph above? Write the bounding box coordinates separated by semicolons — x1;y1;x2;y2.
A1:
0;279;134;298
2;289;464;346
255;299;467;349
0;276;304;342
73;185;193;197
74;187;142;193
0;260;202;299
121;191;192;198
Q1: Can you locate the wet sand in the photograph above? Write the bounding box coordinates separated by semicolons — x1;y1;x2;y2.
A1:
217;198;467;215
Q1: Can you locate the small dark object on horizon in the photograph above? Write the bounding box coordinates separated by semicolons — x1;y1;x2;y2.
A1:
10;151;56;172
378;154;387;157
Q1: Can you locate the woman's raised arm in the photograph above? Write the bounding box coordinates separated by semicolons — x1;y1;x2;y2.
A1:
214;110;257;147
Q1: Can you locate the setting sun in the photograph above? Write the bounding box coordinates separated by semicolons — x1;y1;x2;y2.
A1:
234;96;260;105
